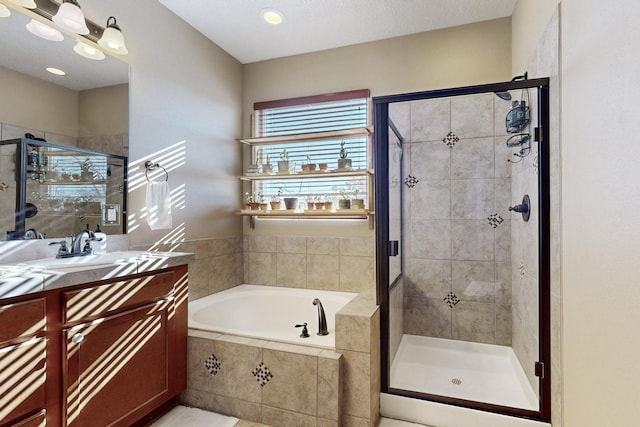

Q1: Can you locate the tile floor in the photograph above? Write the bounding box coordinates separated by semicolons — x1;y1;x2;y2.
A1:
152;405;430;426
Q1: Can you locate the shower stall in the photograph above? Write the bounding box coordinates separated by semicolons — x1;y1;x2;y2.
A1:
374;78;550;423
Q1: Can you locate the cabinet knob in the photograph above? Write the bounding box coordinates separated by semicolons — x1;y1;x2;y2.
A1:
71;333;85;344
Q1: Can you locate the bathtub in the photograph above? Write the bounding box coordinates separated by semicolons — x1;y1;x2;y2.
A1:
188;284;357;349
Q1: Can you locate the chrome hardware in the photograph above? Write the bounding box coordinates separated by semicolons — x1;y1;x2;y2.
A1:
71;333;85;344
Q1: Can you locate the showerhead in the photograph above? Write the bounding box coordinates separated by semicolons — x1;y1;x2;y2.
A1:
495;91;512;101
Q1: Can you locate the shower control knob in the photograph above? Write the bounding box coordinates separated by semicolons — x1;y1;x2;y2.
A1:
71;333;85;344
509;194;531;222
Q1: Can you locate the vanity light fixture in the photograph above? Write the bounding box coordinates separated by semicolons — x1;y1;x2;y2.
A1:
7;0;36;9
97;16;128;55
46;67;66;76
0;4;11;17
73;40;105;60
261;8;284;25
26;18;64;41
52;0;89;35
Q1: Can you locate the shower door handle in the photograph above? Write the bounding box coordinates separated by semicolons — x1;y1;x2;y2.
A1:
388;240;399;257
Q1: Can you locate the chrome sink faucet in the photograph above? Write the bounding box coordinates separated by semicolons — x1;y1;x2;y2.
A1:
313;298;329;336
49;225;102;258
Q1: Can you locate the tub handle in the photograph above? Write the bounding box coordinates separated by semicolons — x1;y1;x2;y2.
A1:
295;323;310;338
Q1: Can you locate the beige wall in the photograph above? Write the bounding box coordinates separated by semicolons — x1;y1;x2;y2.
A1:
0;65;78;138
81;0;244;246
78;84;129;137
511;0;560;74
560;0;640;425
242;17;512;237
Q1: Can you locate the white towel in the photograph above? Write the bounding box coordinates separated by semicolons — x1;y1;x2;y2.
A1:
146;181;172;230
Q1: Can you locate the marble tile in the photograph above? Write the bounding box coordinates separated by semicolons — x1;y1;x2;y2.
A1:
451;260;495;302
450;179;494;220
389;102;410;142
451;300;496;344
247;235;276;253
408;140;451;181
341;350;371;419
276;253;306;288
342;414;370;427
1;124;43;140
410;98;451;143
317;351;341;421
247;252;276;285
408;219;451;259
404;296;451;338
496;303;512;346
277;235;307;254
307;236;340;255
209;393;263;423
44;133;77;146
261;406;317;427
317;419;339;427
495;136;513;178
339;255;375;293
451;220;494;261
210;254;240;294
306;254;339;290
404;258;451;300
262;348;317;415
451;93;494;139
494;95;514;137
451;137;495;179
336;312;371;353
494;219;511;262
208;236;239;257
340;237;374;257
495;261;512;305
409;180;450;220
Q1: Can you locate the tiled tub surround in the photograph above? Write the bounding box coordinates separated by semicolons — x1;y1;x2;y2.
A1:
181;291;381;427
390;93;515;346
244;235;375;294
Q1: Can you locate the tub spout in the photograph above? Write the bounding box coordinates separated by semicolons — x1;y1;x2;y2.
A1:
312;298;329;336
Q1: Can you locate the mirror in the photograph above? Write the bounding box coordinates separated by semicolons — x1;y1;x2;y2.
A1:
0;3;129;239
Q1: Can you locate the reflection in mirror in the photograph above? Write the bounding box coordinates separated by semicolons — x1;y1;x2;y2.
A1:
0;1;129;239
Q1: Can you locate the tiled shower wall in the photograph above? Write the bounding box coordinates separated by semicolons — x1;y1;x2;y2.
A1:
390;93;516;346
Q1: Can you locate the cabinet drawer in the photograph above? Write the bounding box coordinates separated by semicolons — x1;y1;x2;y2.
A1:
0;299;46;344
0;338;46;425
63;270;175;324
9;410;46;427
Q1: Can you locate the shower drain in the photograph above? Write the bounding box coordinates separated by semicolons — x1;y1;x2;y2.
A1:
450;378;462;385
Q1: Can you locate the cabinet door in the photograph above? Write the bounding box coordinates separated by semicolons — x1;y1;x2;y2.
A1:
0;338;46;425
62;301;170;427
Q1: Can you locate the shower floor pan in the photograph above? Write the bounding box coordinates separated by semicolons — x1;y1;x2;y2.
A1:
390;335;538;411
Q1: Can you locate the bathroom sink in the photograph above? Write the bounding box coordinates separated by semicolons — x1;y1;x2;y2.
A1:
22;251;154;271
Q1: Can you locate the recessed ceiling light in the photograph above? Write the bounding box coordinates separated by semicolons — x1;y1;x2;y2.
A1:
262;8;284;25
46;67;66;76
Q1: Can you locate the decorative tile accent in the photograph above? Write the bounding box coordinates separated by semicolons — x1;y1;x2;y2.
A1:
533;154;539;174
251;362;273;387
487;213;504;228
443;131;459;147
404;175;419;188
519;261;526;278
443;292;460;308
391;176;400;188
204;354;221;376
0;182;8;191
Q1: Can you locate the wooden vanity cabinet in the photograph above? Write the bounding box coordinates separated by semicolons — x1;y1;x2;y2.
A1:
0;264;188;427
0;298;47;427
60;265;188;427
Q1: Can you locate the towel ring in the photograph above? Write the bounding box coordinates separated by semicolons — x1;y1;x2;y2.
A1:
144;161;169;182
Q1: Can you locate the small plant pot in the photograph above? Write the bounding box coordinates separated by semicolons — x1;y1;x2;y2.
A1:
262;164;273;174
337;158;352;170
308;163;317;171
243;203;251;210
277;161;290;173
249;202;260;210
301;164;310;172
351;198;365;209
259;203;268;211
318;163;328;171
339;199;351;210
314;202;325;210
81;171;93;181
324;201;333;210
283;197;298;210
269;201;281;211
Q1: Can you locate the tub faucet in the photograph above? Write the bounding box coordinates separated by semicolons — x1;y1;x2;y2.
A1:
312;298;329;336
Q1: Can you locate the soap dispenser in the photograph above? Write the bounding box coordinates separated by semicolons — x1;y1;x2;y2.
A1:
94;224;107;255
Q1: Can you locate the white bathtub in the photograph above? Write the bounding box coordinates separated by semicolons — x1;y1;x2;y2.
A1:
188;284;357;349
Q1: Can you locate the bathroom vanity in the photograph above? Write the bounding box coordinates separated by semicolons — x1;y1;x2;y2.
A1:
0;251;193;427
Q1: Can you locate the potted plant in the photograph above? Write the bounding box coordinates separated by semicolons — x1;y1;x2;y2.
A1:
304;155;316;172
351;185;365;209
258;192;268;211
278;149;290;173
313;195;324;210
270;189;282;211
324;196;333;211
248;191;260;210
338;187;351;210
80;157;94;181
337;140;352;170
243;192;253;210
318;162;328;172
262;154;273;174
283;196;298;210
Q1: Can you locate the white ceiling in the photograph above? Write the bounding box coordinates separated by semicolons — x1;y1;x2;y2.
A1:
159;0;518;64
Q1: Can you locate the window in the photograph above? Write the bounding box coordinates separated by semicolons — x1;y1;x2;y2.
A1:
250;90;370;207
